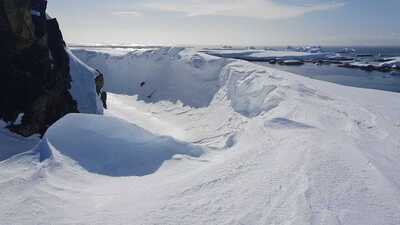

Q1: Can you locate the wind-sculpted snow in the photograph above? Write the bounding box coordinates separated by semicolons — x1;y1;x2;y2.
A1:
220;61;285;117
72;47;292;117
1;47;400;225
34;114;204;177
68;49;104;114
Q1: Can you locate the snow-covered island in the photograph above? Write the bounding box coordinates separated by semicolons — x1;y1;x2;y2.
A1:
2;47;400;225
203;48;400;73
202;48;331;62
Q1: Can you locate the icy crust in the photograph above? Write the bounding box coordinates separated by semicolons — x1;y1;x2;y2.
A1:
68;49;104;114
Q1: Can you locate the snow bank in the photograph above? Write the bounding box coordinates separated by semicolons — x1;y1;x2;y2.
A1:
68;49;104;114
72;48;223;107
72;47;290;117
72;47;227;108
34;113;204;177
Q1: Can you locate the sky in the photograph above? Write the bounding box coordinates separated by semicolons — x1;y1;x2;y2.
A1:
48;0;400;46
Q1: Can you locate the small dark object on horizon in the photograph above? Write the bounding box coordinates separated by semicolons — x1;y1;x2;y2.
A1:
147;90;156;99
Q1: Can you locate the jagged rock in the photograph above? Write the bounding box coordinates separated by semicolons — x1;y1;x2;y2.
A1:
95;73;103;95
95;69;107;109
0;0;85;137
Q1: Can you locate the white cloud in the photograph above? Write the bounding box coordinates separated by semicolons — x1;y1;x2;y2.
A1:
112;11;142;17
143;0;345;20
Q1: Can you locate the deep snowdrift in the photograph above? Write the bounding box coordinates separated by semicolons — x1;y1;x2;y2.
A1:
1;47;400;225
35;113;203;177
72;47;227;108
72;47;290;117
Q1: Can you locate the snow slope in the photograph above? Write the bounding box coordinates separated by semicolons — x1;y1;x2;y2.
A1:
1;47;400;225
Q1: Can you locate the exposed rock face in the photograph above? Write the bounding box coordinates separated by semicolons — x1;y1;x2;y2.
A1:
95;69;107;109
0;0;104;136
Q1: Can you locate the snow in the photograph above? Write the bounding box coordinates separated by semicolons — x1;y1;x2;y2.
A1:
35;113;204;177
0;121;39;161
68;48;104;114
72;47;227;108
1;47;400;225
343;57;400;71
380;57;400;68
349;61;371;67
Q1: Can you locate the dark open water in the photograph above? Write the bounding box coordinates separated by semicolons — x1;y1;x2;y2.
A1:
256;62;400;93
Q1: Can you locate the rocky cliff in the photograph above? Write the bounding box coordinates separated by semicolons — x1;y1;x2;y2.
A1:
0;0;105;137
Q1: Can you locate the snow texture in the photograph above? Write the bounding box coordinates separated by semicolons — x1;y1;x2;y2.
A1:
1;47;400;225
68;48;104;114
36;113;204;177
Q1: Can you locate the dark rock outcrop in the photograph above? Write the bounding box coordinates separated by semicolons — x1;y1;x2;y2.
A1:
0;0;96;137
95;69;107;109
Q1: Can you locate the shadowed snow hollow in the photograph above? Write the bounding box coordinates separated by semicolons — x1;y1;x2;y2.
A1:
35;114;204;177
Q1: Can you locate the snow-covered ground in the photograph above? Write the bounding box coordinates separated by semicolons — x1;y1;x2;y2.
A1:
1;47;400;225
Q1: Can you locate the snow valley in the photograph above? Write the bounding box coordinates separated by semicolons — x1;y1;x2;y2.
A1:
1;47;400;225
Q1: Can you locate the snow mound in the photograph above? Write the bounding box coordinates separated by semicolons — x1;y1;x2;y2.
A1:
68;49;104;114
34;114;204;177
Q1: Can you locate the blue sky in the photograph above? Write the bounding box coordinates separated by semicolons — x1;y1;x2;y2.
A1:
48;0;400;46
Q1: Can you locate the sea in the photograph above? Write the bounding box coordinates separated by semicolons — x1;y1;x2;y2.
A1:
257;46;400;93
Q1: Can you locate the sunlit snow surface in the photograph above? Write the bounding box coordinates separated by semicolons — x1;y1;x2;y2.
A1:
1;47;400;225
